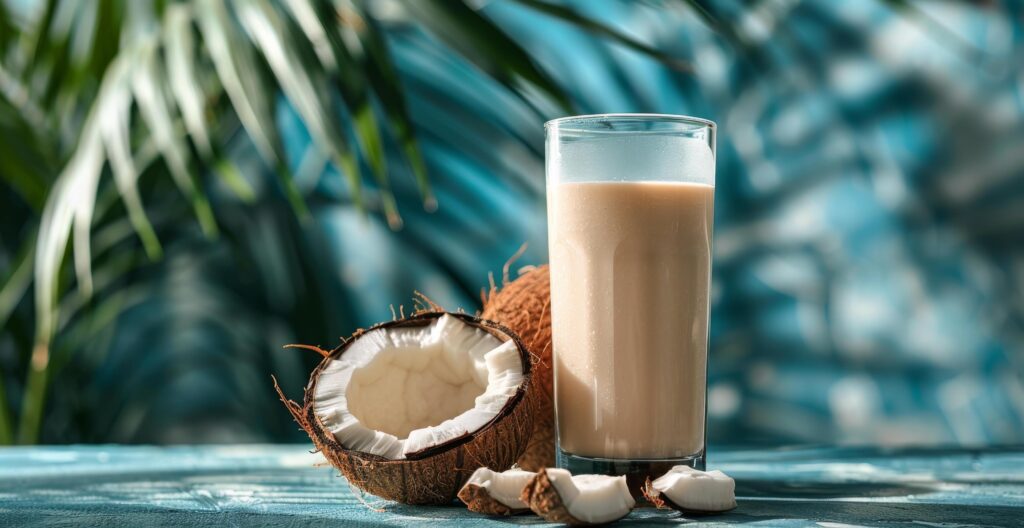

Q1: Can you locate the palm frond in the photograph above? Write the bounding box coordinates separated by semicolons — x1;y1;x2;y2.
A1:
0;233;34;338
36;122;104;333
674;0;757;57
282;0;393;213
212;158;257;203
236;0;372;221
0;90;50;209
356;8;434;210
163;5;213;159
195;0;285;167
97;56;163;260
196;0;310;218
513;0;692;72
132;40;219;237
2;0;702;445
402;0;573;114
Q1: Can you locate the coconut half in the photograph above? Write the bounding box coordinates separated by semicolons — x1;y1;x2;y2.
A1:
276;312;534;504
521;468;635;525
643;466;737;513
458;467;536;515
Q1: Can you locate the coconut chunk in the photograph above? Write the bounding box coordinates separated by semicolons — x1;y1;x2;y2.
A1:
458;467;536;515
311;314;527;460
645;466;736;513
522;468;635;525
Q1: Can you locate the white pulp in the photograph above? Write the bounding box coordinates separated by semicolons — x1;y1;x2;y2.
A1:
545;468;635;524
462;467;536;509
312;315;525;459
650;466;736;512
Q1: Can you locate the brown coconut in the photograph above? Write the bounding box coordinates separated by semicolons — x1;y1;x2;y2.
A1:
459;482;523;516
274;312;534;505
642;467;738;514
481;264;554;471
521;468;635;525
457;467;536;516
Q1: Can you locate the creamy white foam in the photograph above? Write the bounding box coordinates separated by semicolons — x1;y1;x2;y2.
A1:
549;135;714;185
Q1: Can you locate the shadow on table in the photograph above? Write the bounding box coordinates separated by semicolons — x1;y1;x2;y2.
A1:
719;479;1021;527
8;499;1023;528
709;500;1023;527
0;510;395;528
382;479;1024;527
5;457;1022;527
736;477;941;498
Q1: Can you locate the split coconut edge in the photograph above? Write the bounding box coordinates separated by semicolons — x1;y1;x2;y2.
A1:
481;264;554;471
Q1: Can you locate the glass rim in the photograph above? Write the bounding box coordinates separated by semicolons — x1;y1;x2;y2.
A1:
544;113;716;132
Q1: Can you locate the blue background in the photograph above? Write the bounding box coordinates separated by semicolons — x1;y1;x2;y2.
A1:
6;0;1024;447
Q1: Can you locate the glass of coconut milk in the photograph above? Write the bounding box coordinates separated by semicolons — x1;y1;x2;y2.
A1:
545;114;716;493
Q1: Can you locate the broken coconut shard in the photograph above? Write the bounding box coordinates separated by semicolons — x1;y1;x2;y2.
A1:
458;467;536;515
644;466;737;513
522;468;636;525
275;312;535;505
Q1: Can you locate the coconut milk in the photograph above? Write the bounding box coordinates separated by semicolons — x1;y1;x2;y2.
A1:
548;180;713;460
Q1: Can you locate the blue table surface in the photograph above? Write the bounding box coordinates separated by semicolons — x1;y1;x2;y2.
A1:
0;444;1021;527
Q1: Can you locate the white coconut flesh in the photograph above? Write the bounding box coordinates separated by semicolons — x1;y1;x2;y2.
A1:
650;466;736;512
545;468;635;524
312;314;525;459
462;467;536;509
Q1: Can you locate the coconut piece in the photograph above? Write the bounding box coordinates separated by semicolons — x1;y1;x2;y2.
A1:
481;264;554;471
312;314;524;459
457;467;536;515
643;466;737;513
275;312;534;505
522;468;635;525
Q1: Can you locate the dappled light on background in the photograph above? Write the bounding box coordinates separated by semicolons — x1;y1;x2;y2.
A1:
0;0;1021;449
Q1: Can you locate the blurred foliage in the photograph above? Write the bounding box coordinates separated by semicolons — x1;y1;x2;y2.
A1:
0;0;690;445
1;0;1023;447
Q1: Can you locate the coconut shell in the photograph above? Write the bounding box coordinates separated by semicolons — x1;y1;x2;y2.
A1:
457;483;526;516
481;264;554;471
275;312;534;505
521;469;586;525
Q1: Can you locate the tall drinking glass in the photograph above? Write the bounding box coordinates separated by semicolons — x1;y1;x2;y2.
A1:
545;114;716;494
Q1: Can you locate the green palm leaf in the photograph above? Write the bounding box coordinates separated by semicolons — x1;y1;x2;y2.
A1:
514;0;692;72
163;4;214;160
280;0;398;225
196;0;309;217
236;0;369;219
402;0;573;114
355;9;434;210
2;0;704;445
96;56;163;260
196;0;284;165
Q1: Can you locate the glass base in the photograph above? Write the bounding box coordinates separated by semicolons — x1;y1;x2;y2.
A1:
557;449;706;502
